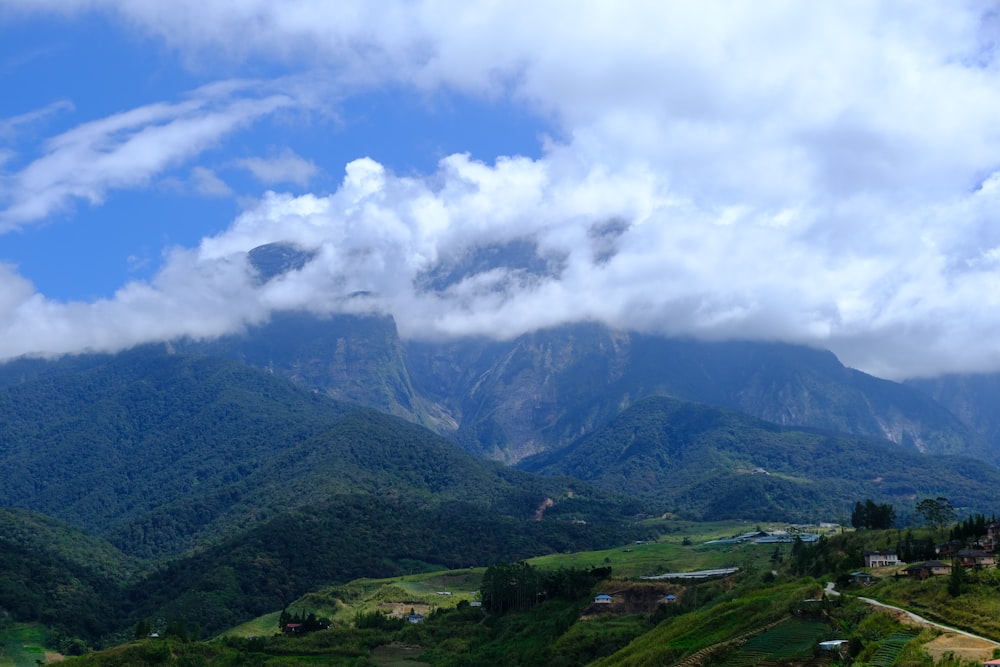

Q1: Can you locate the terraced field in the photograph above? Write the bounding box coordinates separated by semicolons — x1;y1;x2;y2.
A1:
723;618;831;666
869;632;917;667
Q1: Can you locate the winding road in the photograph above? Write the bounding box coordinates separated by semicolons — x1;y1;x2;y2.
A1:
825;581;1000;647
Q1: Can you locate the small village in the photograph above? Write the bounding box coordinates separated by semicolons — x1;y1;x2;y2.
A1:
859;520;1000;582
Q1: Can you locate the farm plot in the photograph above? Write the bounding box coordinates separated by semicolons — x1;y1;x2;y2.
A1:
869;632;917;667
724;618;831;666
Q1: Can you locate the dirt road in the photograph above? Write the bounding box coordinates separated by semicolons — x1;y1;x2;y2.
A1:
825;582;1000;662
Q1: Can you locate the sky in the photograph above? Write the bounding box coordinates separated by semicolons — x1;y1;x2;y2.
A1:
2;2;1000;380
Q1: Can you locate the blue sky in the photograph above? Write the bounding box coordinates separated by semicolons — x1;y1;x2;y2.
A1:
2;2;1000;379
0;11;547;298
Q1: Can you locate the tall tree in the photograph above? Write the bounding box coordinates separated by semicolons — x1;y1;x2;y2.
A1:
915;497;956;536
851;499;895;529
948;559;967;597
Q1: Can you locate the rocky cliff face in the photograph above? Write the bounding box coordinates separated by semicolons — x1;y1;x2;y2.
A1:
186;312;984;464
907;373;1000;459
405;324;982;463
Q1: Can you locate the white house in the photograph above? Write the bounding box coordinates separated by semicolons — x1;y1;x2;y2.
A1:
863;550;900;568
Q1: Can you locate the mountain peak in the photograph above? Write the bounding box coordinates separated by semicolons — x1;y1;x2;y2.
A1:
248;242;317;283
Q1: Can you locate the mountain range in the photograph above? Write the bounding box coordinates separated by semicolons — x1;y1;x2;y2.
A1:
170;307;988;465
4;242;1000;643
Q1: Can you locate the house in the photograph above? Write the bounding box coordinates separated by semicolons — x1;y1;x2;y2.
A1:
594;594;613;604
818;640;848;652
863;550;900;568
936;540;963;559
850;571;876;586
406;613;425;624
986;522;1000;552
283;623;303;634
663;594;677;604
903;560;951;579
957;549;996;568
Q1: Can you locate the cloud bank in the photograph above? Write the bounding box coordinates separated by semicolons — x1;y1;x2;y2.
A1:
3;1;1000;379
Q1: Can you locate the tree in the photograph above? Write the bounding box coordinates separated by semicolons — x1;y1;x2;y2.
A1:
479;561;545;613
915;497;956;536
851;499;895;530
165;618;188;642
134;618;152;640
948;559;967;597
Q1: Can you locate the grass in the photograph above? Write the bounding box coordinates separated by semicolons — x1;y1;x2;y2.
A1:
868;632;918;667
589;579;829;667
862;568;1000;641
126;521;847;666
221;611;282;638
222;521;819;640
530;522;801;578
723;617;831;664
370;643;431;666
0;623;56;667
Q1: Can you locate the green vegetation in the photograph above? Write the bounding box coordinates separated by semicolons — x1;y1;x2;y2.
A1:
479;562;609;613
865;565;1000;640
916;497;958;536
868;631;918;667
852;498;896;529
6;337;1000;665
0;536;117;644
716;617;831;665
50;520;1000;666
0;623;62;667
0;348;649;645
521;396;1000;522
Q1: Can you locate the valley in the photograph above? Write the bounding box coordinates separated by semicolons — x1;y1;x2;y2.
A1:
4;315;1000;664
17;522;1000;666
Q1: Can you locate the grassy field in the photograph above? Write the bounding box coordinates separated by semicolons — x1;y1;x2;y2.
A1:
220;519;826;640
0;624;57;667
863;568;1000;641
530;519;814;578
221;611;282;639
82;523;999;666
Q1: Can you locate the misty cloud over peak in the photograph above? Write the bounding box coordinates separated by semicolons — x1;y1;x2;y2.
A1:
3;2;1000;380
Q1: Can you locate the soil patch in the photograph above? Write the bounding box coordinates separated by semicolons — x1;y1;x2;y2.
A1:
866;604;998;663
922;632;997;663
580;580;683;618
378;602;434;618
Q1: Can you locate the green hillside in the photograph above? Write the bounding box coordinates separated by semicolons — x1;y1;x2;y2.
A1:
407;324;982;463
521;395;1000;521
59;526;992;667
121;492;641;639
0;349;645;644
0;510;134;646
0;347;639;560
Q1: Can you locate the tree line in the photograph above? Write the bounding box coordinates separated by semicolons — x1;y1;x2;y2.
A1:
478;562;612;614
851;499;895;530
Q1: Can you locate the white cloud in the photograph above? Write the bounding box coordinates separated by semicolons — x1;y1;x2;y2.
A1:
2;2;1000;379
190;166;232;197
0;85;293;230
234;149;318;187
0;248;265;360
0;99;74;141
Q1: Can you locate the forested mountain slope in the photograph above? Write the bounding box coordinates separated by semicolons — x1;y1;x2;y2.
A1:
908;372;1000;460
0;509;134;642
0;347;633;559
520;395;1000;521
407;324;982;462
